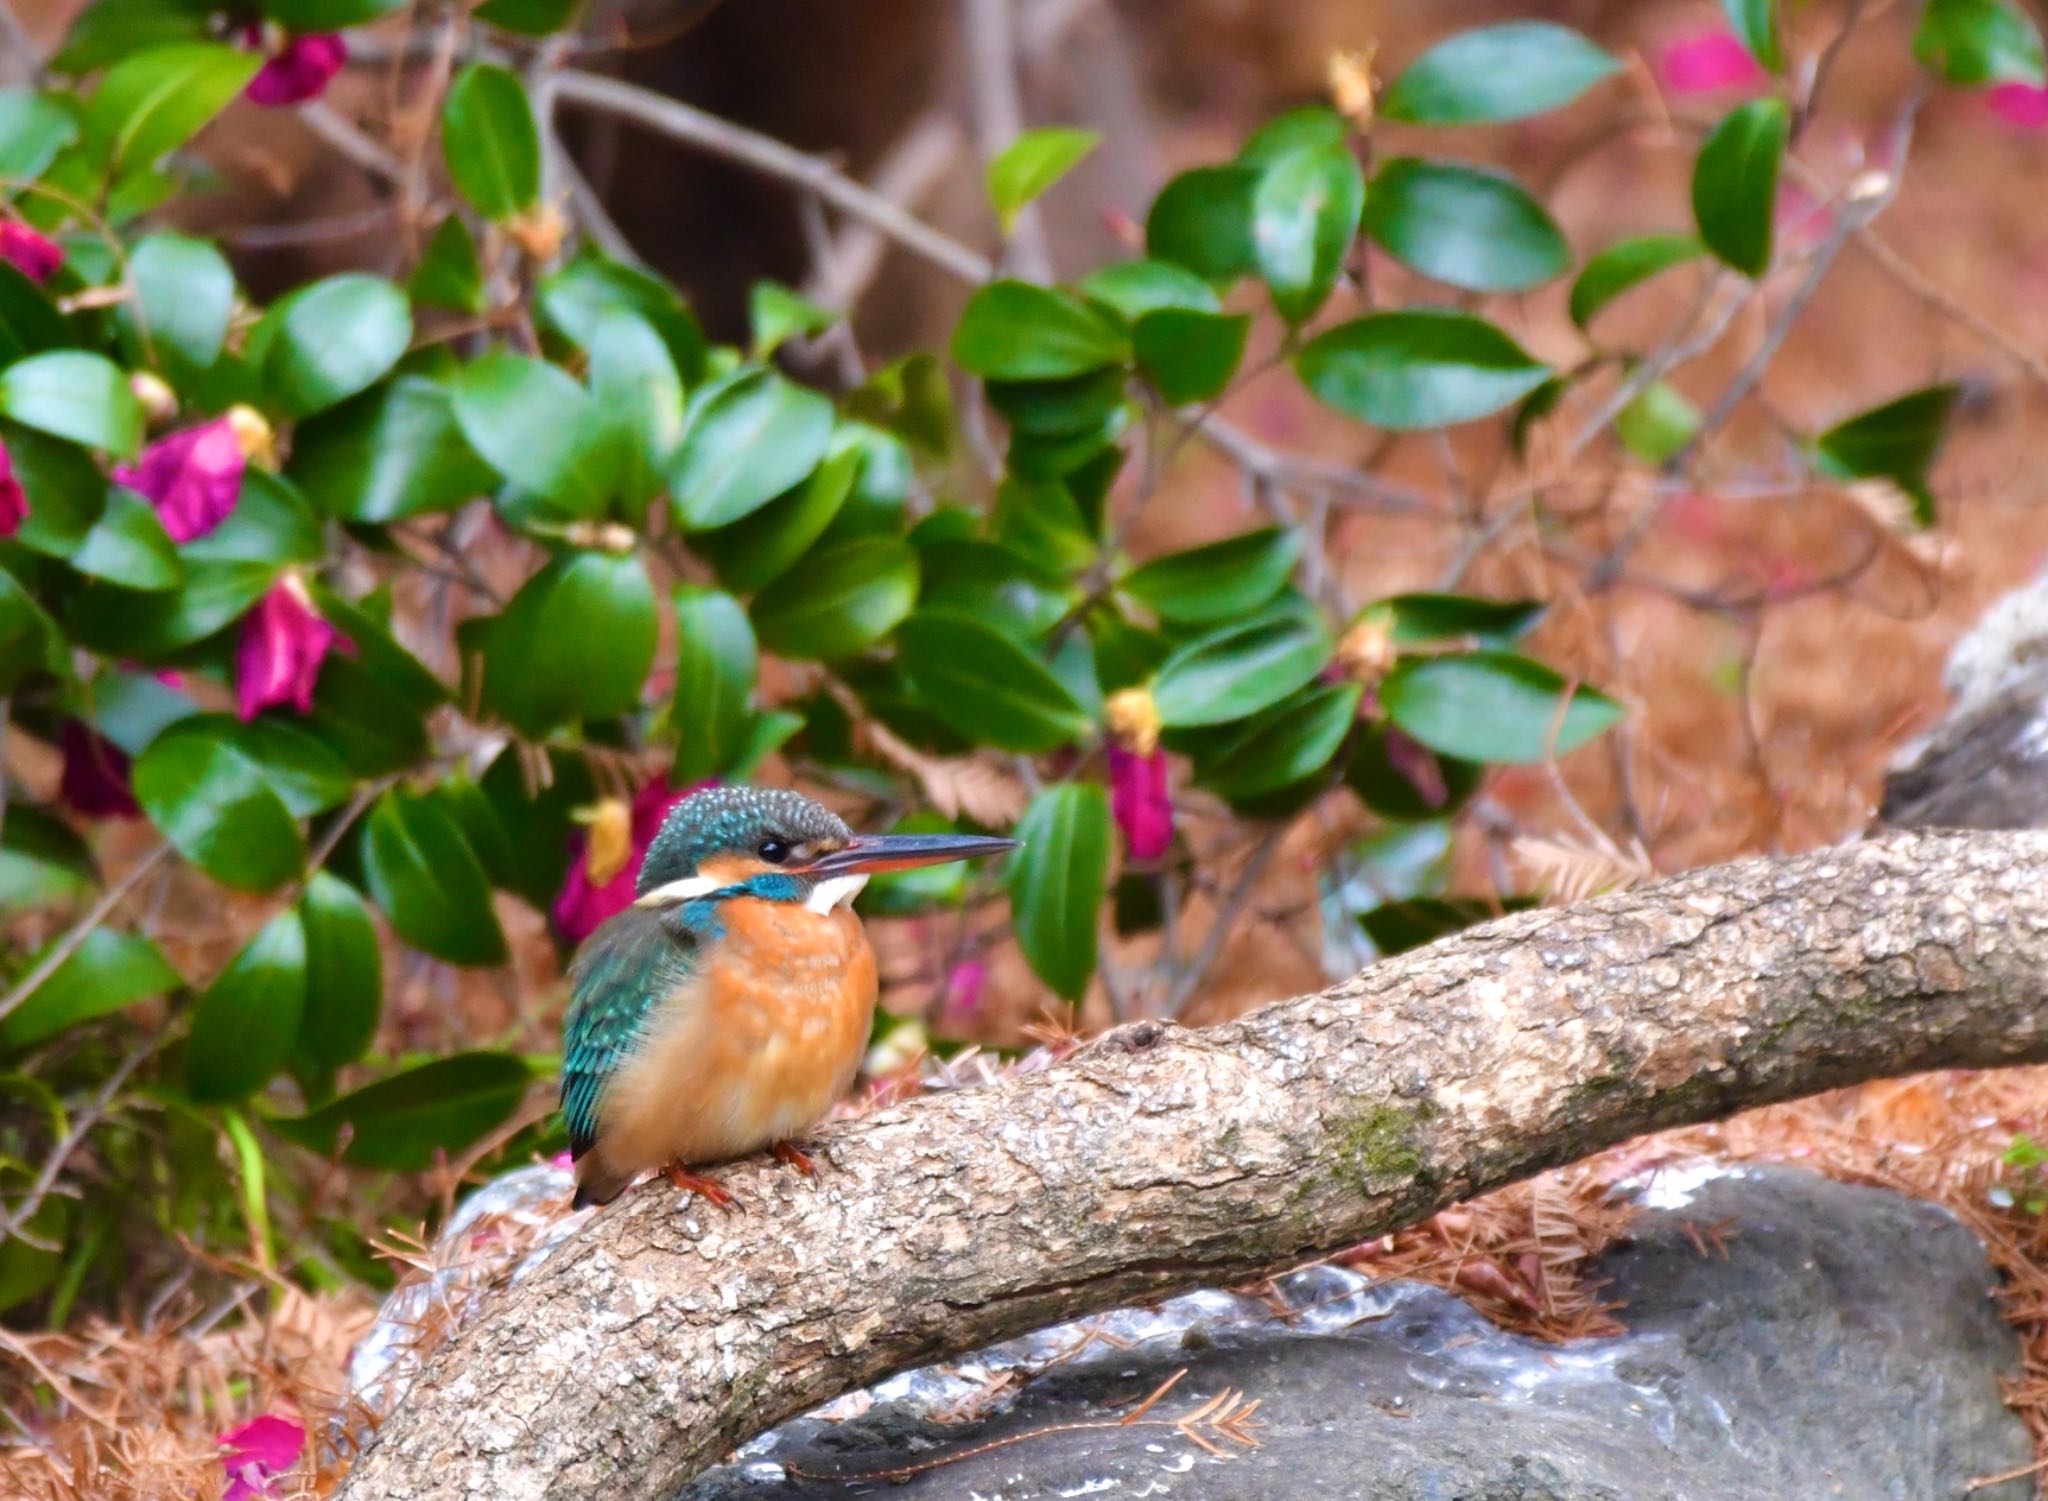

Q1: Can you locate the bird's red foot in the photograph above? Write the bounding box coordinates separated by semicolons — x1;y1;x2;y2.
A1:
661;1162;741;1212
770;1141;817;1177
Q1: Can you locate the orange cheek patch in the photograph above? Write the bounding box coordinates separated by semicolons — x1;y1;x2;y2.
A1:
696;852;774;885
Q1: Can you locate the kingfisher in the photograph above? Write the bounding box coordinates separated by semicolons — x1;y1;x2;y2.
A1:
559;784;1016;1210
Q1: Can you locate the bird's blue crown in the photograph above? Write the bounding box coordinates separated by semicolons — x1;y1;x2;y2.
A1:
637;785;851;896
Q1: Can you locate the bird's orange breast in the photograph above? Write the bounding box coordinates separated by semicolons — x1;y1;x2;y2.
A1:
592;898;878;1178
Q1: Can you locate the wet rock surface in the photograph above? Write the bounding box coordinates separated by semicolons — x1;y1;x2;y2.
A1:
679;1166;2032;1501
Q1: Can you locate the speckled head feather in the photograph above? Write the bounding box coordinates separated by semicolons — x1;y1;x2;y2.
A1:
636;785;852;895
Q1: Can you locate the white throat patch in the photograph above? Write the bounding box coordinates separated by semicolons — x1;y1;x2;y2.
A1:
634;875;721;908
806;873;869;914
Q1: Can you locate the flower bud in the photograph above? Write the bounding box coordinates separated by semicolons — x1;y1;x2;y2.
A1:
129;371;178;425
1105;685;1162;757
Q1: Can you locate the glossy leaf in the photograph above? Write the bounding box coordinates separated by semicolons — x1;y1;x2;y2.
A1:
0;264;67;366
1915;0;2046;85
1251;143;1365;321
748;280;836;358
1722;0;1784;70
988;127;1099;232
272;1051;533;1170
0;805;96;910
473;0;577;36
537;255;707;384
1813;383;1960;525
133;719;304;891
1568;235;1705;328
126;231;234;370
0;351;144;456
292;374;497;523
588;312;684;514
670;368;835;530
698;442;859;593
441;63;541;220
1237;106;1349;167
1360;896;1531;956
1345;724;1485;820
68;489;182;591
480;551;657;737
918;538;1074;640
1152;602;1333;727
1361;158;1569;294
85;43;259;179
749;536;918;661
1128;309;1247;407
1382;650;1624;764
670;586;757;782
255;274;413;416
450;350;616;518
1615;379;1700;466
895;610;1092;753
1380;22;1621;124
232;718;352;816
1383;593;1543;646
361;789;508;966
1296;311;1551;430
1007;782;1110;1002
0;928;180;1050
952;280;1130;381
0;89;78;181
1079;259;1221;321
1145;165;1259;283
1199;681;1360;798
1121;527;1298;623
294;872;382;1071
1692;99;1788;278
186;910;304;1102
409;216;486;315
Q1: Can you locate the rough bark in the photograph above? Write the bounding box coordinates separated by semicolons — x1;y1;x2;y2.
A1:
338;831;2048;1501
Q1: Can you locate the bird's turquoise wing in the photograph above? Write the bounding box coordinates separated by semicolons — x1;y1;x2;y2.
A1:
560;906;701;1160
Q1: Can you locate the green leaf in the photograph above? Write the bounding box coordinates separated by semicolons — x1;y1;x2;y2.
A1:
125;231;234;372
68;488;182;590
1145;165;1260;283
472;0;577;36
264;0;403;27
917;538;1074;640
0;805;97;910
1915;0;2046;84
669;368;834;530
409;216;486;315
1079;259;1221;321
361;789;508;966
698;442;859;594
588;312;684;517
895;610;1092;753
1198;681;1360;798
441;63;541;220
0;351;144;456
1383;593;1543;646
1237;106;1350;166
670;586;757;782
748;280;837;359
1382;650;1623;764
1360;158;1569;294
0;264;68;367
986;366;1125;437
1813;383;1960;525
232;718;352;816
1007;783;1110;1002
7;423;102;555
273;1051;532;1170
952;280;1130;381
1380;22;1622;124
1692;99;1788;278
1121;527;1298;623
480;551;657;737
1722;0;1784;70
845;355;954;457
186;910;305;1102
450;349;616;518
1152;602;1333;728
1345;724;1485;820
85;42;259;180
294;872;382;1071
255;274;413;416
749;536;918;660
0;89;79;181
1359;896;1530;956
133;718;304;891
537;254;707;384
0;565;65;692
291;374;498;523
1568;234;1705;328
1251;143;1365;321
1296;310;1552;430
987;126;1099;232
0;928;179;1050
1615;378;1700;466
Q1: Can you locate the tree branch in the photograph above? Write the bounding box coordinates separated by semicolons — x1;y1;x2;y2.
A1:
338;830;2048;1501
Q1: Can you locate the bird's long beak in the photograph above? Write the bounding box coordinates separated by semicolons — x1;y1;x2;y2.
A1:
807;832;1019;876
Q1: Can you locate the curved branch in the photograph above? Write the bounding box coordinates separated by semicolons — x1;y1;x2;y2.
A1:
338;831;2048;1501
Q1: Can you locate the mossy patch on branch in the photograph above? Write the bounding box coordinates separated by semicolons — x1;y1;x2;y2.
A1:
1327;1097;1437;1196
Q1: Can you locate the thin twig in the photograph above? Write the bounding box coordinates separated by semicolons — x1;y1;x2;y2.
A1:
0;842;175;1027
961;0;1053;282
0;1034;155;1244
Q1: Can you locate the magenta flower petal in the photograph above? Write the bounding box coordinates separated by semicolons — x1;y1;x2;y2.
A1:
1659;31;1768;95
246;33;348;107
219;1413;304;1501
1108;745;1173;862
551;776;714;944
0;438;26;538
58;720;140;819
938;958;988;1028
112;417;246;543
1989;83;2048;128
235;576;350;720
0;221;62;284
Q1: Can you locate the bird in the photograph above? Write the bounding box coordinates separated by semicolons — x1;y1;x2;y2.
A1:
559;784;1017;1209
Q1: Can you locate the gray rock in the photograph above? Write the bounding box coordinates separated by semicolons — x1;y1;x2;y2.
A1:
683;1165;2033;1501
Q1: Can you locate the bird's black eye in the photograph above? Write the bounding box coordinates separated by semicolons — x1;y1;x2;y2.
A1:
758;838;790;865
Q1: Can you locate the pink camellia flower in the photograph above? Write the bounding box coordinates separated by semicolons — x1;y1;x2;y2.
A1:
0;438;26;537
112;416;246;543
1108;744;1173;862
0;221;61;284
219;1413;305;1501
1989;83;2048;128
58;720;140;818
937;958;988;1029
1658;30;1768;95
246;33;347;107
553;775;712;944
235;573;350;720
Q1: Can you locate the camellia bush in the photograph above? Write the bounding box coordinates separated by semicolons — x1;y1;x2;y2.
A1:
0;0;2024;1323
